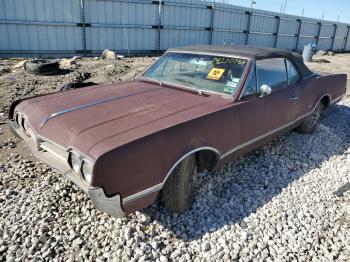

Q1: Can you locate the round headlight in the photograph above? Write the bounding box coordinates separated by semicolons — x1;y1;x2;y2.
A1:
81;160;93;184
70;152;81;173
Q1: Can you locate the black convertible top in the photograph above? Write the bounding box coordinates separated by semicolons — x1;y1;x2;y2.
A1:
168;45;313;77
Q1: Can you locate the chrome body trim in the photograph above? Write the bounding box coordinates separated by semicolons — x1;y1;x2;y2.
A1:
40;88;160;128
238;59;256;100
220;113;304;159
123;93;344;204
302;73;316;79
221;93;335;159
331;94;344;104
14;111;67;151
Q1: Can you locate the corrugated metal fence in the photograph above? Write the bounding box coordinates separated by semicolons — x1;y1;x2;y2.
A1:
1;0;350;57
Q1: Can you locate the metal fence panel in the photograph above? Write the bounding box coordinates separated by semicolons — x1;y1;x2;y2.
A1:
279;18;299;35
318;38;333;50
346;38;350;50
335;25;348;37
161;29;210;49
84;0;158;53
0;24;82;52
85;0;158;25
212;32;245;45
163;3;211;27
248;34;275;47
86;27;157;51
276;35;297;50
250;14;277;34
213;10;247;31
320;24;335;37
1;0;350;57
300;21;319;36
332;38;346;51
0;0;82;54
0;0;80;23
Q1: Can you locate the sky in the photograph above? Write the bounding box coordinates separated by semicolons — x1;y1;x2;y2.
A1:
221;0;350;23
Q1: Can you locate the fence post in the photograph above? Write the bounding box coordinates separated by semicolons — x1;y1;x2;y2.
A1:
156;0;163;55
208;4;214;45
295;19;302;51
245;11;252;45
274;15;280;48
330;24;337;51
79;0;87;56
344;26;350;51
315;22;322;46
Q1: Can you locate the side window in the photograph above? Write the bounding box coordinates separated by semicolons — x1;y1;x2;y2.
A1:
285;59;300;85
256;58;287;90
242;64;257;97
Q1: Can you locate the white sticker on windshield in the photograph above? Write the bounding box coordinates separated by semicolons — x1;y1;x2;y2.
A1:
226;81;237;88
231;77;240;83
190;59;210;66
224;81;237;94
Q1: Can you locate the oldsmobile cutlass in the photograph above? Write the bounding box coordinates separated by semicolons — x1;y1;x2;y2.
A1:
9;45;347;218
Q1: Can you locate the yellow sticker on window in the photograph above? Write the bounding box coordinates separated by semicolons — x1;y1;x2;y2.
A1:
207;68;225;80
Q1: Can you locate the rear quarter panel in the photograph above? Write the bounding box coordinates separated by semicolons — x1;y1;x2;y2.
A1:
297;73;347;116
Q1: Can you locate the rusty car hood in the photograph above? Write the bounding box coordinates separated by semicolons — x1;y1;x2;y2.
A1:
15;80;230;159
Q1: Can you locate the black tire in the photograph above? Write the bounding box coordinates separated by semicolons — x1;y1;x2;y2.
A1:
295;102;322;133
25;59;60;75
162;155;197;213
60;82;97;91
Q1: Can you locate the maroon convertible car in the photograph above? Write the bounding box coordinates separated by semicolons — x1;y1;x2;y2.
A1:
9;45;347;218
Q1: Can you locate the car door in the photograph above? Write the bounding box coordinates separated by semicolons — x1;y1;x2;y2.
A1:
285;58;303;116
236;58;298;149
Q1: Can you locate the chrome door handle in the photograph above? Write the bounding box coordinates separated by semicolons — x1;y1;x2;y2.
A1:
289;96;299;104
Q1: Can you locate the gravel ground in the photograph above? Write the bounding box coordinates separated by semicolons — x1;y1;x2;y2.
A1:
1;54;350;261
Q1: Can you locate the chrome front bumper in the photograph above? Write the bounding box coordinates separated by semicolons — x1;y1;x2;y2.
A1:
9;120;125;218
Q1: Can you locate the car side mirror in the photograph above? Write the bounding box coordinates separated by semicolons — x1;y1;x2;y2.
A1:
259;84;272;97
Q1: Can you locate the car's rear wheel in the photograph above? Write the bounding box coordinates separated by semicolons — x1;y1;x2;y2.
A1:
295;102;322;133
162;155;197;213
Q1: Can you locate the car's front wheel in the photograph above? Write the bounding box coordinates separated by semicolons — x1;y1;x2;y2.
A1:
295;102;322;133
161;155;197;213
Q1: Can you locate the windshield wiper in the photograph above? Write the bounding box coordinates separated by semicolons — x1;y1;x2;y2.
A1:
173;77;205;95
142;76;164;86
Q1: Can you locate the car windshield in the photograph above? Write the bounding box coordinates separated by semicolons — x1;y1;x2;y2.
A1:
143;52;248;95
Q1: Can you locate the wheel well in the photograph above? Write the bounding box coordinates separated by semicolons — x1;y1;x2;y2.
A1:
320;95;330;110
195;150;220;172
161;148;220;187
